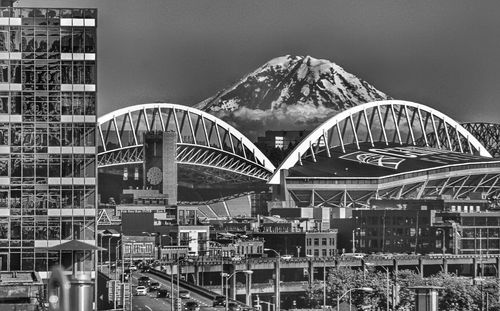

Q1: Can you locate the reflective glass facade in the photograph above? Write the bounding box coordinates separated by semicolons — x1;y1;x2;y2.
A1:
0;7;97;274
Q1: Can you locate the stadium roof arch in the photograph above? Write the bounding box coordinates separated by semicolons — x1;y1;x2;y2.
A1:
461;122;500;158
269;100;491;184
269;100;500;208
98;103;275;182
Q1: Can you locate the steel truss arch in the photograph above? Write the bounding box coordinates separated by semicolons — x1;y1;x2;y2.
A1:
462;122;500;158
269;100;491;184
98;103;275;181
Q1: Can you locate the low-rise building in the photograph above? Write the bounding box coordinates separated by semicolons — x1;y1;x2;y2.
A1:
178;225;210;256
353;197;500;255
122;235;156;262
305;230;338;257
211;239;264;258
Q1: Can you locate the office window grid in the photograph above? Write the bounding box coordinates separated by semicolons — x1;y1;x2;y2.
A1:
0;7;97;272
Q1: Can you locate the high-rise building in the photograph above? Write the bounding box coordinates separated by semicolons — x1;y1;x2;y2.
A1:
0;6;97;279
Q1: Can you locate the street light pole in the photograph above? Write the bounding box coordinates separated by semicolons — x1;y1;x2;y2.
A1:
323;258;326;310
98;232;103;271
178;259;181;311
114;241;122;281
113;240;122;310
221;270;254;311
170;261;174;311
107;235;117;273
225;273;229;311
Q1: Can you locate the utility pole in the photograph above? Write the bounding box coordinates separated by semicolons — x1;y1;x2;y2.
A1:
323;259;326;310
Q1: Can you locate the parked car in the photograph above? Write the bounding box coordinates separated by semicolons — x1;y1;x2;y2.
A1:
149;282;160;291
179;290;191;299
157;289;170;298
213;295;226;307
135;286;148;296
129;265;138;271
184;301;200;311
280;254;293;260
138;276;151;286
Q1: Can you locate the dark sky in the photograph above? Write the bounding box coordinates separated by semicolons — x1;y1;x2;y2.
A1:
20;0;500;123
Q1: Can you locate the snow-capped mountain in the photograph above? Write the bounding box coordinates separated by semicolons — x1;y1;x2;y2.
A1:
196;55;391;139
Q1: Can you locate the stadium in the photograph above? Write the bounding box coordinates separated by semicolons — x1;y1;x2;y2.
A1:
97;103;275;217
269;100;500;208
97;100;500;217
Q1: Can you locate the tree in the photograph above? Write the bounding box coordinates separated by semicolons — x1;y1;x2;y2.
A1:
307;267;496;311
307;267;384;310
394;270;424;311
426;272;480;311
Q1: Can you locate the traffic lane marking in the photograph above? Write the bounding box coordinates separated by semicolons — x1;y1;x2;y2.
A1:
145;306;153;311
142;273;211;306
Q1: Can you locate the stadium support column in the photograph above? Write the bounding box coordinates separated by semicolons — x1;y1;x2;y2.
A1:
163;131;178;206
279;169;293;207
228;264;236;300
246;261;253;306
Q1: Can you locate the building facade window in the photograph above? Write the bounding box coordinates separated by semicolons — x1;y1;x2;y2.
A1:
0;7;97;273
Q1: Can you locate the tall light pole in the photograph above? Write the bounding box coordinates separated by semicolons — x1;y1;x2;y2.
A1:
336;287;373;311
113;240;122;310
114;241;122;281
98;231;104;271
221;270;254;311
107;233;120;273
124;238;137;311
264;248;281;311
323;258;327;310
168;257;186;311
97;231;118;272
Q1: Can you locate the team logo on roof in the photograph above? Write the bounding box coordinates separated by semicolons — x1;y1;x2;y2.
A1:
340;151;405;170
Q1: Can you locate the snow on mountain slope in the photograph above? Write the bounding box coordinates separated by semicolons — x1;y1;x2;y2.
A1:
196;55;391;139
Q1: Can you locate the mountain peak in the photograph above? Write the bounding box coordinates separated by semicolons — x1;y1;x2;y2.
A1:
196;55;391;139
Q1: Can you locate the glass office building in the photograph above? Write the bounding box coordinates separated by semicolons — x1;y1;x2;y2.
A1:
0;7;97;277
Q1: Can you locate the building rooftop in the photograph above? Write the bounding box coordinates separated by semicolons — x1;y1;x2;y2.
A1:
288;143;500;178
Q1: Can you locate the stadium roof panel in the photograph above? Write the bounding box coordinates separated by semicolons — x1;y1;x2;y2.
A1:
269;100;491;184
288;143;499;178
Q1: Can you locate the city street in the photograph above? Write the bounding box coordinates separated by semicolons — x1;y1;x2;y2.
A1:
129;271;217;311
